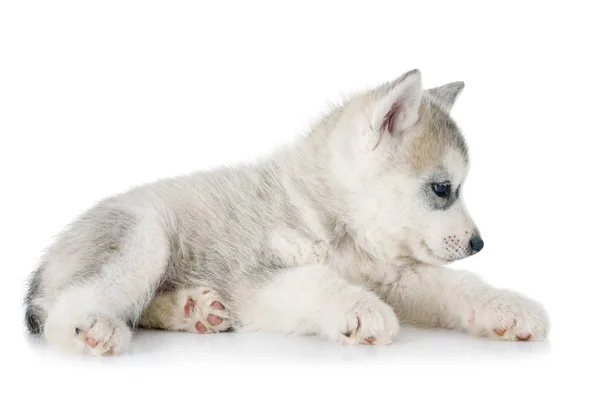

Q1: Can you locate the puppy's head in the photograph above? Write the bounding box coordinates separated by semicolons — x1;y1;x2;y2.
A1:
329;70;481;266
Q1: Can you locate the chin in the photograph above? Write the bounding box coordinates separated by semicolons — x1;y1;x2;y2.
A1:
424;256;452;266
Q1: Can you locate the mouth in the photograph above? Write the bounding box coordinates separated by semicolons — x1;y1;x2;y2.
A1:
420;239;479;264
420;241;454;265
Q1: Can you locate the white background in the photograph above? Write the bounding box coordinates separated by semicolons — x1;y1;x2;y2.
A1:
1;1;598;404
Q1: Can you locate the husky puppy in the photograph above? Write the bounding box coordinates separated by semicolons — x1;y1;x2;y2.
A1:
25;70;549;355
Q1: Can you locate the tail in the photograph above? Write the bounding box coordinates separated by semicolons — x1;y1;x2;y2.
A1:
24;265;45;335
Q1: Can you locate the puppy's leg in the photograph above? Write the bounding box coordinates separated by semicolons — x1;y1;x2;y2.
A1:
139;287;232;333
380;266;549;341
238;265;400;345
43;221;169;355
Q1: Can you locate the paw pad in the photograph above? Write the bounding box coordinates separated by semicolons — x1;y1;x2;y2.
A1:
180;288;231;334
493;328;506;336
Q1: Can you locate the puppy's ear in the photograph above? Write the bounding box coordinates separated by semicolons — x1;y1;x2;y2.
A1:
372;69;423;136
427;81;464;111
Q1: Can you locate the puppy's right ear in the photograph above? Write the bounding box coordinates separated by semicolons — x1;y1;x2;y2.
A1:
371;69;423;137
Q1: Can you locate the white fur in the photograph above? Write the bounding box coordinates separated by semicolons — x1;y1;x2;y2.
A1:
237;265;400;345
42;218;169;354
379;266;549;340
26;70;550;355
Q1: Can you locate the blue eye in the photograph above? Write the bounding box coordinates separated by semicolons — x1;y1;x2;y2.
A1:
432;183;451;198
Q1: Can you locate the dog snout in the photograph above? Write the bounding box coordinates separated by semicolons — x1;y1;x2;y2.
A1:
469;235;484;254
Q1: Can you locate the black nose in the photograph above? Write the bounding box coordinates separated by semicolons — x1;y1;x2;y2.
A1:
470;235;484;253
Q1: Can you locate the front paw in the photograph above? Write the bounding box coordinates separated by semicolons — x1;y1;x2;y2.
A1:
337;293;401;345
465;290;550;341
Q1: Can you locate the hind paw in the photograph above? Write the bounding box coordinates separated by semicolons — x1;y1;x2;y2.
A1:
181;288;231;333
140;286;232;333
75;315;132;355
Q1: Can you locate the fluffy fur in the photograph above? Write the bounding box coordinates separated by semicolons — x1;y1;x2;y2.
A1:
25;70;549;355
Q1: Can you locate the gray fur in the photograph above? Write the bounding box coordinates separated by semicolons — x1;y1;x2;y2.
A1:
24;265;44;334
421;170;460;211
403;101;469;172
24;72;472;334
427;81;465;110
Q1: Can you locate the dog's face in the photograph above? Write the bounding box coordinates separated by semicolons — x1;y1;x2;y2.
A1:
330;70;481;266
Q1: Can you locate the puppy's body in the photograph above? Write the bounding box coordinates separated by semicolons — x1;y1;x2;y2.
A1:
25;70;549;354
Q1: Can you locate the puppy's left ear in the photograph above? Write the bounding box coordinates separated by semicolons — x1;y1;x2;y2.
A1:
427;81;464;111
372;69;423;137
